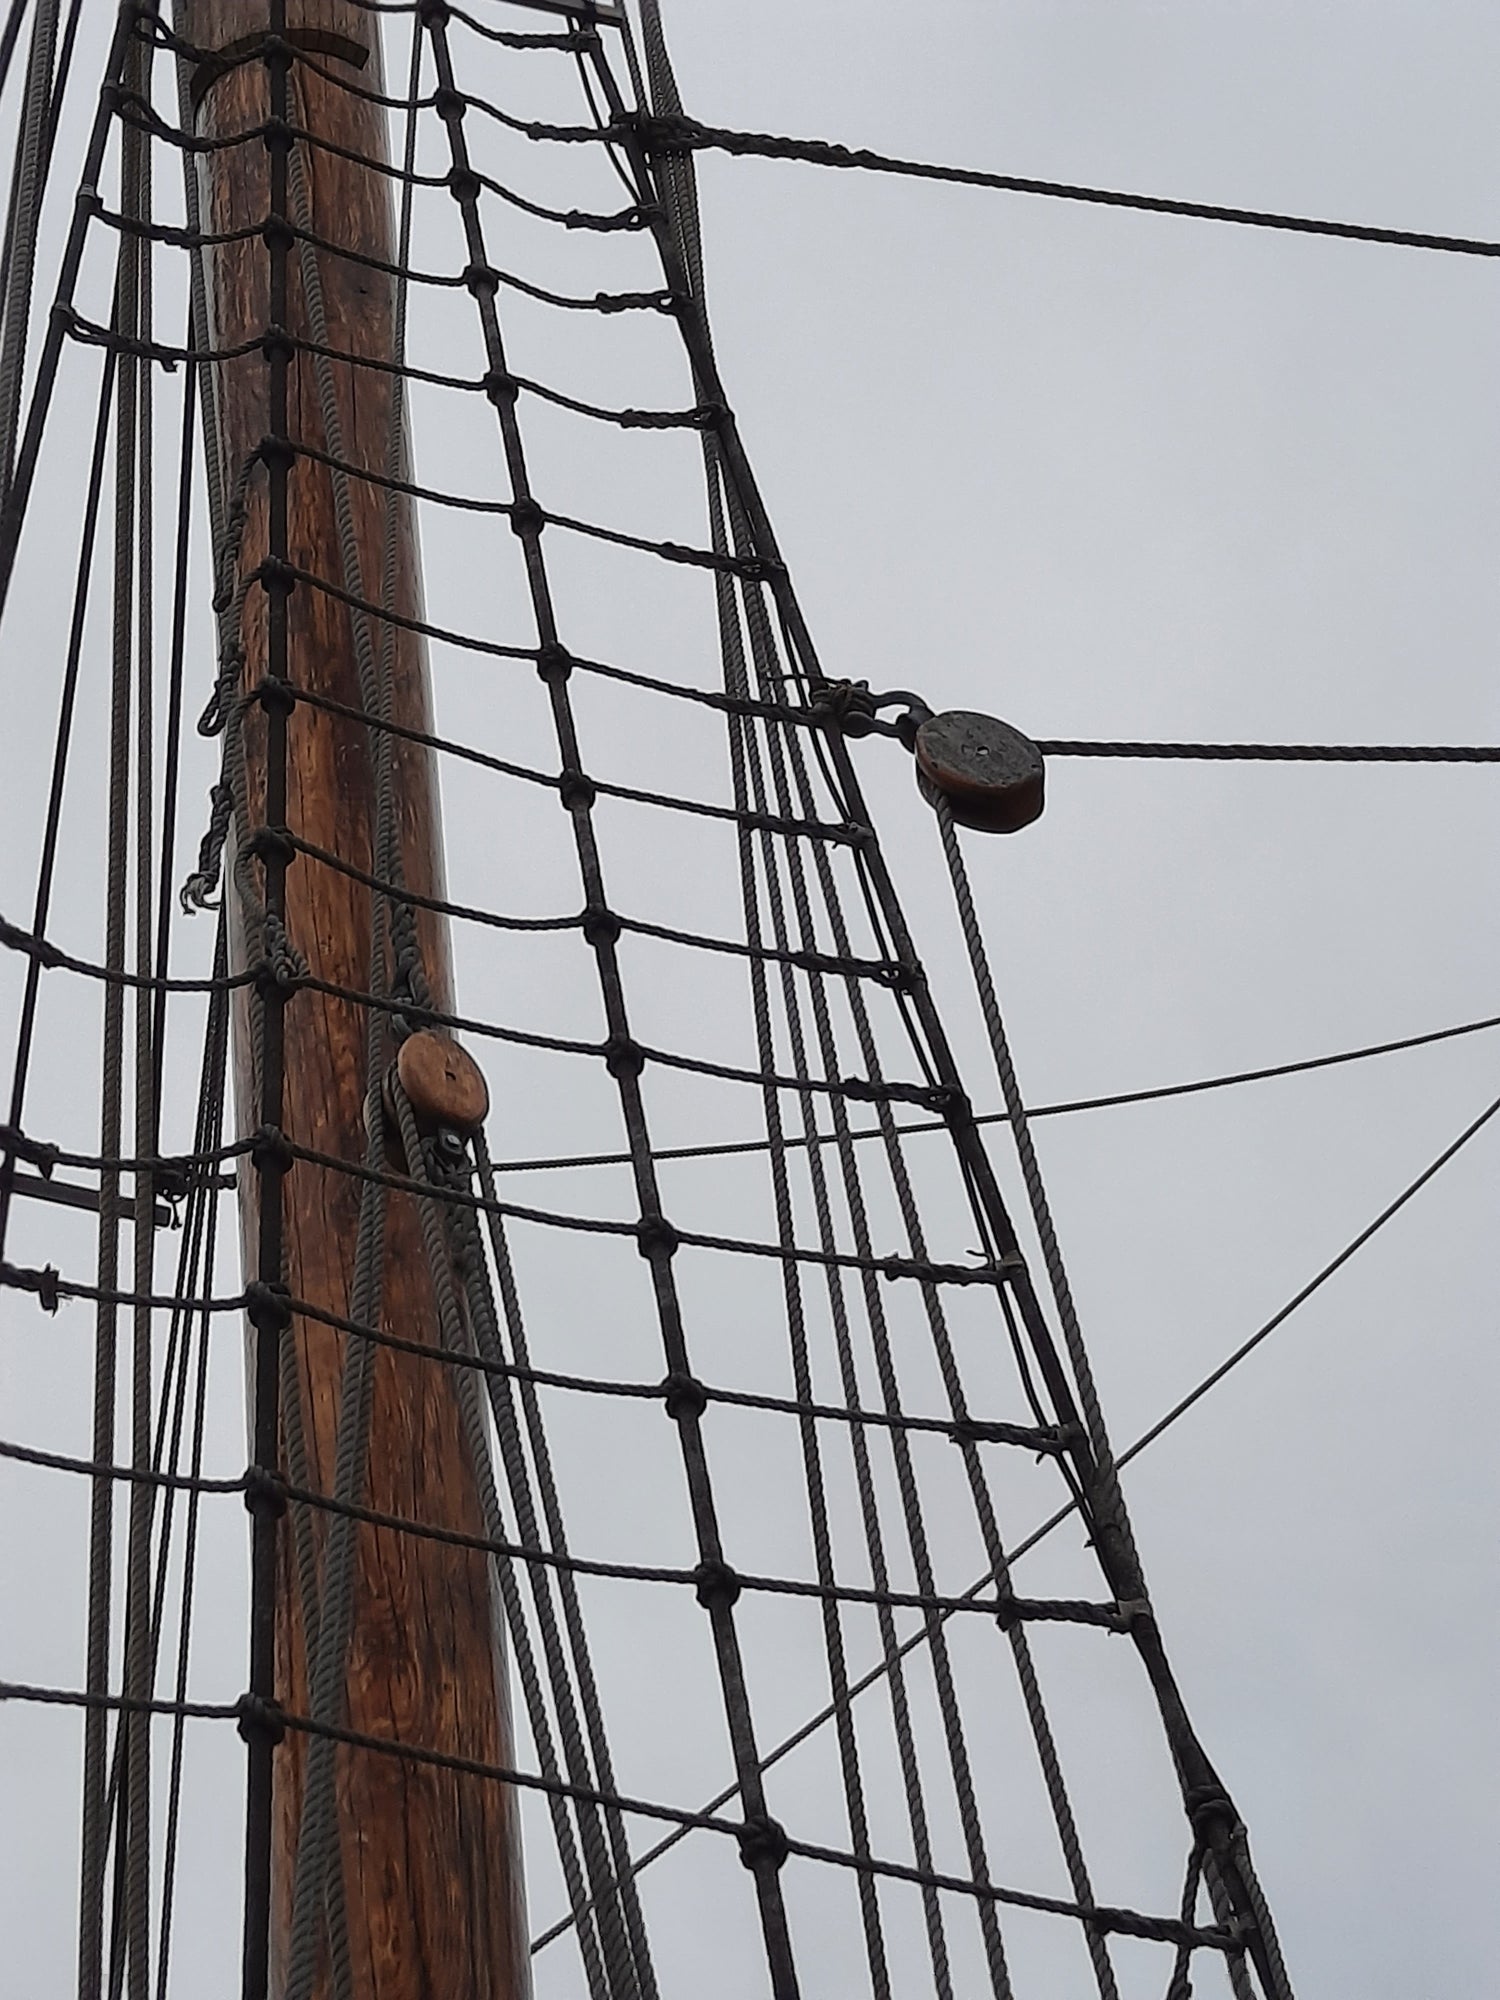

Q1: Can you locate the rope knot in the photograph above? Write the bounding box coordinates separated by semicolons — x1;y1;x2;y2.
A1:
603;1035;645;1080
247;823;296;869
581;904;620;948
735;1814;789;1874
635;1213;679;1260
660;1371;708;1421
244;1280;292;1335
557;767;596;812
692;1558;741;1611
235;1692;286;1747
1186;1785;1240;1836
242;1464;288;1520
809;679;881;736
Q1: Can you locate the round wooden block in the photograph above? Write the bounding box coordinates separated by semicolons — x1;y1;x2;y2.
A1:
914;710;1045;834
395;1031;490;1131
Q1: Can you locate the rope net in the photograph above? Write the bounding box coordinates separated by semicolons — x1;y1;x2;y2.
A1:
7;2;1471;1995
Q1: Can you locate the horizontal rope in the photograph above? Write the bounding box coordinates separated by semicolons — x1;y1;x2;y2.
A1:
267;682;857;838
0;1440;1107;1623
0;912;256;993
281;434;775;577
1040;738;1500;762
2;1154;1019;1303
62;304;717;431
90;196;677;316
0;1679;1234;1951
282;831;903;981
0;1319;1064;1445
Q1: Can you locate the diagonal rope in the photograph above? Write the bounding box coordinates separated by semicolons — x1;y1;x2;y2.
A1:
931;787;1287;2000
603;109;1500;262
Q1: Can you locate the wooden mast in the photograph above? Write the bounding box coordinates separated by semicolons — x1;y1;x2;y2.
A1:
181;6;528;1995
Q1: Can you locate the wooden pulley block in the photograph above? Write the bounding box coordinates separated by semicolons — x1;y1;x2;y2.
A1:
914;710;1045;834
388;1030;490;1134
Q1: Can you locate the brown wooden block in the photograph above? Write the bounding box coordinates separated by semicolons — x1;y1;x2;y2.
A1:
394;1031;490;1132
915;709;1046;833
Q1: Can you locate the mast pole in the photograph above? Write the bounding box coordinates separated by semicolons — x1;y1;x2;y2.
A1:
179;7;529;1996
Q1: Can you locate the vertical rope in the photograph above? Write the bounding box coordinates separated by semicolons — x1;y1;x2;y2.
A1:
1165;1843;1204;2000
122;54;156;1996
154;920;230;2000
444;1184;629;2000
77;46;143;1993
472;1132;661;1999
727;672;952;2000
240;13;295;1999
0;0;59;491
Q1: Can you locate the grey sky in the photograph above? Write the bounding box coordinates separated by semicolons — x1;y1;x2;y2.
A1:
2;3;1497;1996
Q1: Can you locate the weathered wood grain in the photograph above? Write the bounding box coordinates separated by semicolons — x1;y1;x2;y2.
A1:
181;7;529;1994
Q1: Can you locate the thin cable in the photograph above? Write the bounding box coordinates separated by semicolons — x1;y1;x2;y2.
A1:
487;1008;1500;1173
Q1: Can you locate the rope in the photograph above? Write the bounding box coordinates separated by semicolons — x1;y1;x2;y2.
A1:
0;323;115;1267
0;0;136;619
421;11;801;1991
7;4;1472;1990
617;109;1500;261
121;52;155;1992
473;1129;659;1991
930;793;1294;1997
2;1675;1243;1953
452;1146;649;1999
76;97;139;1998
1039;737;1500;762
0;0;59;492
152;923;230;2000
932;792;1141;1558
625;22;1117;1986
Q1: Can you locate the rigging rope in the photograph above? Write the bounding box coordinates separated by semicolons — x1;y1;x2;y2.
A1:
544;106;1500;263
2;8;1486;1998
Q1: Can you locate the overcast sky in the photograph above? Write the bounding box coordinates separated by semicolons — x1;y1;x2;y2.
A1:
2;3;1497;1997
